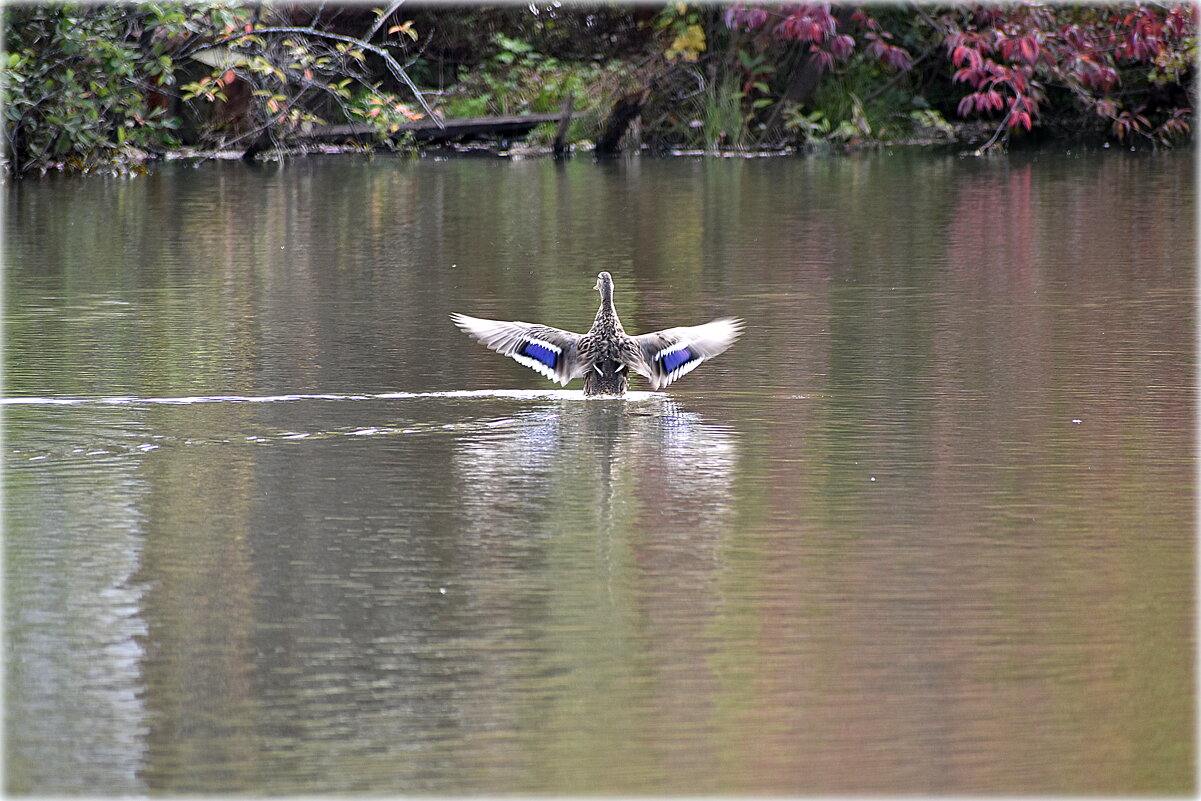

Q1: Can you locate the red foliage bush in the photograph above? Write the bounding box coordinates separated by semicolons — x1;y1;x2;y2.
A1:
723;1;1193;148
725;3;912;77
943;3;1194;145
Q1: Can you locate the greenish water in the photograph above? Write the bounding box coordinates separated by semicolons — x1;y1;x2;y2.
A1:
5;150;1195;794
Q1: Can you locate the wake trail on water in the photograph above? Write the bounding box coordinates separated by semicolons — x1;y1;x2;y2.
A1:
8;388;672;462
2;389;661;406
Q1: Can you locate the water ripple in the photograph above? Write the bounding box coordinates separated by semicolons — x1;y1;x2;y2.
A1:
1;389;661;407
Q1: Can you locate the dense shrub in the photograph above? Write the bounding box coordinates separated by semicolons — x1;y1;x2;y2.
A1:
718;1;1194;150
2;2;431;175
2;5;196;173
3;2;1193;174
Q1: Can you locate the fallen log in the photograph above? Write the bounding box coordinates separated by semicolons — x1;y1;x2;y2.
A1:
302;113;563;145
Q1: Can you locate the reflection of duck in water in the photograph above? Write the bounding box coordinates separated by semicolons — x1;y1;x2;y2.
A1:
452;272;742;397
453;395;737;536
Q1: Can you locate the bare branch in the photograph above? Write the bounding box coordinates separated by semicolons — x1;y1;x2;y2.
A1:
863;46;933;104
979;108;1014;152
364;0;406;43
189;24;442;126
911;2;948;35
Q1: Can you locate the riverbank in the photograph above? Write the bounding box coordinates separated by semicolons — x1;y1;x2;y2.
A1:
15;107;1144;181
4;4;1192;178
13;126;1166;180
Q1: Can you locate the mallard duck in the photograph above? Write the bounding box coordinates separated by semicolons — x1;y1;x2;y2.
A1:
451;271;742;396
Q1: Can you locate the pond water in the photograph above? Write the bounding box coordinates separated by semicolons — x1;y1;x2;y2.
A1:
5;150;1195;794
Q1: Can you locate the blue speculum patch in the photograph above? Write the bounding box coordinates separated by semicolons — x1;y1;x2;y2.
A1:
522;341;558;368
662;348;693;372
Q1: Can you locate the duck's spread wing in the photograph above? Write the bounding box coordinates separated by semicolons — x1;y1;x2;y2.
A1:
631;318;743;390
451;313;587;386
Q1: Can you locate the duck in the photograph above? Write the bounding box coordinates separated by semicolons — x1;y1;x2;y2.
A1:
451;271;742;396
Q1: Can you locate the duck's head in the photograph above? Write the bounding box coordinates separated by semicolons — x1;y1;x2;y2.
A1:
593;271;613;292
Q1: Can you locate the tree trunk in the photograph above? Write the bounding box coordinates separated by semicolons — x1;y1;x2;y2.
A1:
595;88;650;155
552;92;574;159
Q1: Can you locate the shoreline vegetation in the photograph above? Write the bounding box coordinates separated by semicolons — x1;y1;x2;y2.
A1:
3;3;1193;177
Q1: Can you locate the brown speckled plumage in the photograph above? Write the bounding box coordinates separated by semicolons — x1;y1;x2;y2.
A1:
452;272;741;397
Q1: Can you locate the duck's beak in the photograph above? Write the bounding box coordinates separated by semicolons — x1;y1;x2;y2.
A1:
593;280;601;291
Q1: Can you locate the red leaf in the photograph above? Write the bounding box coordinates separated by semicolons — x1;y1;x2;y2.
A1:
1020;36;1038;64
885;45;912;71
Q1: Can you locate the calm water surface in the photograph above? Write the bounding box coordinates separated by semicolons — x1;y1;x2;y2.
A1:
5;150;1195;794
